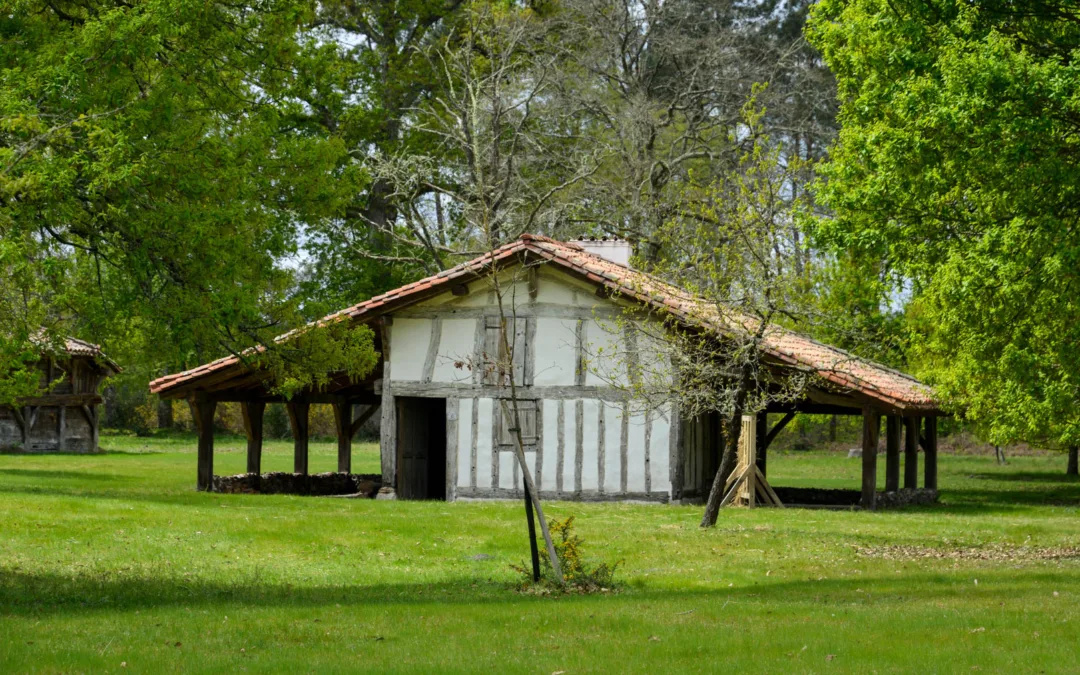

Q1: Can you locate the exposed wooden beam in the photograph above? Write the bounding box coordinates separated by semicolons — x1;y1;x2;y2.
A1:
904;416;919;490
332;398;352;474
861;407;880;510
763;411;796;451
286;401;310;476
350;403;381;438
241;401;265;475
885;415;901;492
924;416;939;491
189;399;217;491
16;394;103;406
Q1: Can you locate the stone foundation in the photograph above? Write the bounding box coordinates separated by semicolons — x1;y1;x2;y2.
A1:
211;472;382;497
772;486;939;509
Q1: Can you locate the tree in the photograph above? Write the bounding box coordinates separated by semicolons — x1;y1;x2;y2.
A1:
611;99;816;526
809;0;1080;471
0;0;376;400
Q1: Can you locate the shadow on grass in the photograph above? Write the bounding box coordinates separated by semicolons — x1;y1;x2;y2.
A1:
0;468;125;482
1;565;1074;618
967;471;1080;484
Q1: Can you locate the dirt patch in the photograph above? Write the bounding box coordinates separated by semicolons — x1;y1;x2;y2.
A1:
853;543;1080;562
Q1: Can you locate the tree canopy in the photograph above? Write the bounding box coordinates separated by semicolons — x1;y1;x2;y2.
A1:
809;0;1080;447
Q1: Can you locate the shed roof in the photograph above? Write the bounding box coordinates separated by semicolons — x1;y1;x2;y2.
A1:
149;235;939;413
31;334;121;374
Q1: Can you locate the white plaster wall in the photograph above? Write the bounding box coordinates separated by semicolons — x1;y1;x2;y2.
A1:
562;401;577;489
475;398;494;488
580;399;600;490
603;402;622;493
584;319;627;387
456;398;474;489
650;406;671;495
499;452;516;490
532;318;578;386
627;410;648;492
433;319;476;383
389;318;432;381
541;399;560;491
536;273;577;305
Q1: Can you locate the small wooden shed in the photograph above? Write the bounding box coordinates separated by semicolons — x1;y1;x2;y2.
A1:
0;337;120;453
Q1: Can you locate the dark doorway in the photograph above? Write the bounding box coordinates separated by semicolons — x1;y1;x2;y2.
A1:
395;397;447;500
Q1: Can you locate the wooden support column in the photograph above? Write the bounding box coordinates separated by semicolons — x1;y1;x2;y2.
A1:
379;317;397;489
57;405;66;452
924;416;938;490
885;415;901;492
904;416;919;489
332;398;353;474
755;412;769;477
287;401;310;475
190;399;217;491
861;407;880;510
241;401;265;475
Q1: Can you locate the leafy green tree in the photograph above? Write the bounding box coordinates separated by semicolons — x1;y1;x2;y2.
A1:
809;0;1080;472
0;0;376;403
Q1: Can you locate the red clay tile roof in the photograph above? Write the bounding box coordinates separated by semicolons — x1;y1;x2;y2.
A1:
30;334;121;374
149;234;938;411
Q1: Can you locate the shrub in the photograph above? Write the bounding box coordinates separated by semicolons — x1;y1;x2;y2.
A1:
512;515;620;594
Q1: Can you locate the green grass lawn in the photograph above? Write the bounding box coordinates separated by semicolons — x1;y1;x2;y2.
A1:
1;435;1078;673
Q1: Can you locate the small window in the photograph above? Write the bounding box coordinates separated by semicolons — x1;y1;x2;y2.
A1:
498;399;538;447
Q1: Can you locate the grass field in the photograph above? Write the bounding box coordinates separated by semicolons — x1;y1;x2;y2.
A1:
1;434;1079;673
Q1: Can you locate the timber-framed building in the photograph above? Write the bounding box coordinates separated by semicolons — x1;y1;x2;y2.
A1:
0;338;120;453
150;235;946;509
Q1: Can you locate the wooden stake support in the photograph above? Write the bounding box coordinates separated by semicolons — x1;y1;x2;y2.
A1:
721;415;783;508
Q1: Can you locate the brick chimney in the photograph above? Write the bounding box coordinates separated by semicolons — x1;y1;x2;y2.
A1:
570;237;632;267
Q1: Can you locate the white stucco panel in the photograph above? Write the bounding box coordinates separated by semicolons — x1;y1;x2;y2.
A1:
475;398;494;488
584;319;627;387
432;319;476;383
650;405;672;494
532;318;578;386
389;318;432;382
580;399;600;490
456;398;474;489
603;402;622;493
627;410;648;492
563;400;577;490
499;451;516;490
541;399;560;491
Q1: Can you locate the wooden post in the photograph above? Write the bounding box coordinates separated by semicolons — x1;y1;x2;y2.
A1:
861;407;880;510
755;412;769;477
287;401;310;476
885;415;900;492
904;416;919;489
1067;445;1078;476
924;416;938;490
190;399;217;491
241;401;265;475
332;398;353;474
57;405;66;452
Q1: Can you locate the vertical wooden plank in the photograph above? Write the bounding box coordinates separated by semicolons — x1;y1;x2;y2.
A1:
332;398;352;473
620;401;629;493
755;412;768;478
287;401;310;476
556;399;566;495
190;399;217;492
57;405;66;452
924;416;938;490
669;402;683;501
241;401;265;475
524;317;537;386
597;400;606;494
904;416;919;489
470;396;479;488
885;415;901;492
446;398;458;501
574;399;584;495
379;317;396;487
574;320;586;386
643;406;653;494
421;317;442;384
861;407;880;509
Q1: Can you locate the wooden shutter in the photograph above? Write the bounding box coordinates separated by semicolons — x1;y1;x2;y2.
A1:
499;399;538;447
482;317;528;386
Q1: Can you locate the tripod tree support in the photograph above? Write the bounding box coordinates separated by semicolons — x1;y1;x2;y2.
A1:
719;415;784;508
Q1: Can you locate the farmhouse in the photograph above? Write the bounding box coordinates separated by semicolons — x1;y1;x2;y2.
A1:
0;337;120;453
149;235;946;508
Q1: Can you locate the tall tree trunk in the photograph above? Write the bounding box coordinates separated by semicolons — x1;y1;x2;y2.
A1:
1068;445;1078;476
700;372;752;528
